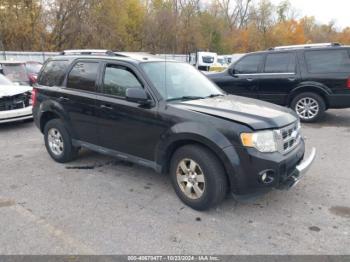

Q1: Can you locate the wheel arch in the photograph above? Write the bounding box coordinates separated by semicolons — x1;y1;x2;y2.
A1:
288;84;330;109
155;124;240;192
38;100;72;134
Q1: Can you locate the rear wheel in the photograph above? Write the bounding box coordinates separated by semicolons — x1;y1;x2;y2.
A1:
291;92;326;123
44;119;79;163
170;145;228;211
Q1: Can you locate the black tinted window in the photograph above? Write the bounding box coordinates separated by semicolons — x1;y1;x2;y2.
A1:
305;50;350;73
67;62;99;92
265;53;296;73
38;60;69;87
103;65;142;97
234;54;263;74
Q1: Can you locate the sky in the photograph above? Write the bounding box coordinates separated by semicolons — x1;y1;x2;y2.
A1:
270;0;349;29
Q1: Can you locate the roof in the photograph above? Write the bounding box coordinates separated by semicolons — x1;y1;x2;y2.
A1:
50;53;174;65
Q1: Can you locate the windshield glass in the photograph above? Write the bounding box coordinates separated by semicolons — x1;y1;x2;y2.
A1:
141;62;223;101
2;64;28;82
0;74;13;85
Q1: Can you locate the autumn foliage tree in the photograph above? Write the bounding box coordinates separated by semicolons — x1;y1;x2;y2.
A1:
0;0;349;53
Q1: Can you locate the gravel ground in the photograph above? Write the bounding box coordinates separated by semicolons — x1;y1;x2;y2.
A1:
0;109;349;255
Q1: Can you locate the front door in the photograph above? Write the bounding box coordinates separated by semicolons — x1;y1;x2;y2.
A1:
220;53;264;99
95;62;165;162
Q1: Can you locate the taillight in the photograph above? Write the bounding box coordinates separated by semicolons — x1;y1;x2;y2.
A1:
29;73;38;85
347;77;350;89
31;88;38;106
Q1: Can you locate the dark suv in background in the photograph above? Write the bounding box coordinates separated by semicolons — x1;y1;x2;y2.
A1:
32;51;315;210
208;43;350;122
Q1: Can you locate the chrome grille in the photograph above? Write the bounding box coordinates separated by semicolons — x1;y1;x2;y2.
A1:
275;122;301;154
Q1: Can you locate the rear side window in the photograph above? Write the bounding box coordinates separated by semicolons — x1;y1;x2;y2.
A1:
67;62;99;92
38;60;69;87
234;54;263;74
265;53;296;73
305;50;350;73
103;65;142;97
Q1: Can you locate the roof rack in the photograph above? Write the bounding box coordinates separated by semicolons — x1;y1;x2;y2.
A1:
60;49;116;56
268;43;342;51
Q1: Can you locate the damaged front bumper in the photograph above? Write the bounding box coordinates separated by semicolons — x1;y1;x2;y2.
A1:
279;148;317;190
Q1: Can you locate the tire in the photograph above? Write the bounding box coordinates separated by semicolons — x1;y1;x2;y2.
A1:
291;92;326;123
44;119;79;163
170;145;228;211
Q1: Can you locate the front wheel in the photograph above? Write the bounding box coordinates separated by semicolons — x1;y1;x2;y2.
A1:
170;145;228;211
291;92;326;123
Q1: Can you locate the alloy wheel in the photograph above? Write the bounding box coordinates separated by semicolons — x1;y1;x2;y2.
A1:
295;97;319;120
48;128;64;156
176;159;206;200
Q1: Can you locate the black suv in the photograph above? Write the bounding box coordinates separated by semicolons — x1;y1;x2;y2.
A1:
32;51;316;210
208;43;350;122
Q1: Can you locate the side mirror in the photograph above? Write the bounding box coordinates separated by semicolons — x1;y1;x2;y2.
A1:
126;88;152;106
230;68;236;76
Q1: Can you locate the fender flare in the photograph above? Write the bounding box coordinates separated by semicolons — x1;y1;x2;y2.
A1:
38;100;73;135
287;82;331;106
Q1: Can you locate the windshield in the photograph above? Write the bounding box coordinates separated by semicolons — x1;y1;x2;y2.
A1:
0;74;13;85
2;64;28;82
141;62;223;101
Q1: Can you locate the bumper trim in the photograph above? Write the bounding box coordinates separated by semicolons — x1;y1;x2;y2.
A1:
281;147;316;190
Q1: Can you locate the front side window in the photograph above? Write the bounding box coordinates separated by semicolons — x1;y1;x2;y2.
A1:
103;65;142;97
305;50;350;73
141;62;223;101
234;54;264;74
38;60;69;87
265;53;296;73
67;62;99;92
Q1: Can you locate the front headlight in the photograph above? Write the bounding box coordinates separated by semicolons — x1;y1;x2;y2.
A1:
241;131;277;153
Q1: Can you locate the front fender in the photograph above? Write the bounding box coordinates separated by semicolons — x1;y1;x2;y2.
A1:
155;121;241;191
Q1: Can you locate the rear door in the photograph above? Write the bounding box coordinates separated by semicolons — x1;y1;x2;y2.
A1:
302;49;350;95
258;51;300;105
95;62;165;162
60;60;101;144
219;53;264;99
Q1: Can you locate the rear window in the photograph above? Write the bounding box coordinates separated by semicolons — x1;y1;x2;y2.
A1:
38;60;70;87
1;64;28;82
67;62;99;92
265;53;296;73
305;49;350;73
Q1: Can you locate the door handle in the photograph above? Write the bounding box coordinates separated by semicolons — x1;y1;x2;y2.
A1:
246;78;254;82
58;96;70;102
288;77;296;82
100;104;113;110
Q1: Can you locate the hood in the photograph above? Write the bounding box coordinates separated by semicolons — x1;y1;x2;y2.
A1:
0;85;32;98
171;95;297;130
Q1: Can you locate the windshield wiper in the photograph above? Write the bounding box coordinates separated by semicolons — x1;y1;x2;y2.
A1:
205;94;225;98
167;96;205;102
